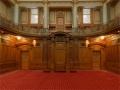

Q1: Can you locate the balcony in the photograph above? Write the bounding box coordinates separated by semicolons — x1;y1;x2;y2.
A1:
0;13;120;38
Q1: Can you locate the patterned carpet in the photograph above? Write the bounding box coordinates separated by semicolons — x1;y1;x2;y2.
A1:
0;70;120;90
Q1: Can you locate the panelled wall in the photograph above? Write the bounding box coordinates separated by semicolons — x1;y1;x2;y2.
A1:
0;36;119;74
0;44;20;73
28;40;106;71
105;44;120;74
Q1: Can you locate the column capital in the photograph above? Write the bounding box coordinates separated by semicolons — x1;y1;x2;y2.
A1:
43;0;48;4
72;0;78;3
102;0;107;3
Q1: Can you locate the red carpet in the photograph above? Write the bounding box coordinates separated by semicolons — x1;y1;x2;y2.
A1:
0;70;120;90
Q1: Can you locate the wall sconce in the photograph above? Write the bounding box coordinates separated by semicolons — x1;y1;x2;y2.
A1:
100;36;105;40
86;39;90;47
33;40;36;46
17;36;21;40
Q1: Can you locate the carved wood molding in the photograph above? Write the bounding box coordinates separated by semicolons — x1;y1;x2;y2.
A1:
88;42;106;48
49;31;71;38
15;43;33;47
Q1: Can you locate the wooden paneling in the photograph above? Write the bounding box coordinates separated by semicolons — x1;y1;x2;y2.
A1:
0;44;17;73
21;51;29;69
30;44;43;70
55;42;66;71
92;51;101;70
78;46;91;70
104;44;120;74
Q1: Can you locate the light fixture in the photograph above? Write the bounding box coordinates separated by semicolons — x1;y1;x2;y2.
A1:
86;39;90;47
17;36;21;40
33;40;36;46
100;36;105;40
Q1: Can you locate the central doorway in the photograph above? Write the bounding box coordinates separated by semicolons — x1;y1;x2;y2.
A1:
55;42;66;71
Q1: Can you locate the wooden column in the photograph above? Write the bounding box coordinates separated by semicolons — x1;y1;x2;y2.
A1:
50;37;55;72
66;37;70;72
101;48;105;70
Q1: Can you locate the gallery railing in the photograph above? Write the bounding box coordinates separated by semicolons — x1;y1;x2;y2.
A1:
0;13;120;37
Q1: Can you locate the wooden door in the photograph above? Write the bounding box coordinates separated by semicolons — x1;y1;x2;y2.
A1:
92;51;101;70
55;42;66;71
21;51;29;69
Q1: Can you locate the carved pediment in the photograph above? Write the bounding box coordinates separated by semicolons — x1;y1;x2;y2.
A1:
88;42;106;48
49;31;71;38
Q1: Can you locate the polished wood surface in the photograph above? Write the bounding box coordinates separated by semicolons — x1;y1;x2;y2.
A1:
104;44;120;74
0;44;18;73
55;42;66;71
0;35;119;74
92;51;101;70
21;51;29;69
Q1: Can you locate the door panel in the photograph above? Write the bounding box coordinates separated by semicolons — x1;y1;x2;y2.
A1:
22;51;29;69
55;42;66;71
93;51;101;70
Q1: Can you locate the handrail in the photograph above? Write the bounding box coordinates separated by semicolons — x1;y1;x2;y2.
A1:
0;13;120;37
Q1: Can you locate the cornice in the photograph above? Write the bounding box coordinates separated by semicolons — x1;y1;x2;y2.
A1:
43;0;48;3
72;0;78;3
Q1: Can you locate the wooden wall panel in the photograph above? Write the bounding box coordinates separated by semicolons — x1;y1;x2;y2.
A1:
118;45;120;60
30;44;43;70
0;44;4;61
78;47;91;70
0;44;18;73
105;44;120;74
16;49;21;69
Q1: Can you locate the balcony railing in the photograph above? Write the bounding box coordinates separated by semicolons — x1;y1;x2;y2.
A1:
0;13;120;37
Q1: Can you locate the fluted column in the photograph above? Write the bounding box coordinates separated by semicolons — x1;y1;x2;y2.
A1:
73;2;78;28
103;2;107;24
43;1;48;29
72;0;78;31
14;4;19;24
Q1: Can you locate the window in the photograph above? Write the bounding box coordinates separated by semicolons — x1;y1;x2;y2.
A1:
83;9;91;24
30;9;38;24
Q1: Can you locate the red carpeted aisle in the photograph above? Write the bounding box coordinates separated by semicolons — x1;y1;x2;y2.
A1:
0;70;120;90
